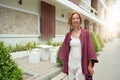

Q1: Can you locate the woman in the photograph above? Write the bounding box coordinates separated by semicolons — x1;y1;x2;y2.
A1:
58;11;98;80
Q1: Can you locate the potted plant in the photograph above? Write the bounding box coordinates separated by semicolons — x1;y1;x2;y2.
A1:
28;48;41;64
9;42;37;59
49;41;62;63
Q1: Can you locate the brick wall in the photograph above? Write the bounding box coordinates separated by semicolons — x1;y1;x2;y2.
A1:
0;6;38;34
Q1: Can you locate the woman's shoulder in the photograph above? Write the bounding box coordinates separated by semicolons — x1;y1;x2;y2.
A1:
66;31;71;36
82;29;89;32
64;31;72;39
82;29;90;34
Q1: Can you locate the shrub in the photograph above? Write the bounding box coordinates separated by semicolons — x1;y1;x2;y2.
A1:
7;42;37;53
0;42;23;80
52;42;62;46
46;39;52;45
7;44;14;53
56;48;63;66
97;34;105;48
56;56;63;66
90;31;101;52
46;39;62;47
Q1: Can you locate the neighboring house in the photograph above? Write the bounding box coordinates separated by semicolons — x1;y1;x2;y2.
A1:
0;0;116;46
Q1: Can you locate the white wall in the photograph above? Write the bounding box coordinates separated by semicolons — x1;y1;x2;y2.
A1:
56;9;68;22
0;34;39;46
0;34;65;46
86;0;91;7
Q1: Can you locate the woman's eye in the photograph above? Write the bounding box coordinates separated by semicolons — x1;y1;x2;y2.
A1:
76;17;79;19
72;18;75;20
72;17;79;20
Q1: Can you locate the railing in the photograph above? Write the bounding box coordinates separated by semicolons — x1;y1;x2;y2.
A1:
79;0;98;17
102;0;108;6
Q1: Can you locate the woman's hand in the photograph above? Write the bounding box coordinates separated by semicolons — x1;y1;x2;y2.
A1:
88;60;94;76
88;65;94;76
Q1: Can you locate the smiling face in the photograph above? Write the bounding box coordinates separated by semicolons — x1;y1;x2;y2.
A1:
71;13;81;28
68;11;82;29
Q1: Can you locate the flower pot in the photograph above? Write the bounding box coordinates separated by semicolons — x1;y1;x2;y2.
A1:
49;48;57;63
36;45;53;61
49;46;60;63
28;48;40;64
11;51;29;59
40;48;50;61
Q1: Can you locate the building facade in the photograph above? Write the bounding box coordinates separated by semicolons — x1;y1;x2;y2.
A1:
0;0;116;45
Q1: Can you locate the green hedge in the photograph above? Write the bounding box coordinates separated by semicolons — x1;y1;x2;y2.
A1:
46;39;62;46
7;42;37;53
0;42;23;80
90;31;101;52
97;34;104;48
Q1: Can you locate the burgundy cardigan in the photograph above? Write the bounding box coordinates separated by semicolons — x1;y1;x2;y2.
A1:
58;28;98;80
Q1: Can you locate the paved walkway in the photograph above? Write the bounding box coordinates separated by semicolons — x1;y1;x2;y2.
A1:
14;57;61;80
93;38;120;80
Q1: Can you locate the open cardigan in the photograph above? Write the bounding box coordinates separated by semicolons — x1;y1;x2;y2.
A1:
58;28;98;80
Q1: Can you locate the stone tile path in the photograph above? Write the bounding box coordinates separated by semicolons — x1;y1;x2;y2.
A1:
14;57;61;80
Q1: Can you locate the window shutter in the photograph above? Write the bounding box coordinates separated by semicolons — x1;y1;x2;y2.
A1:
69;0;80;6
41;1;55;38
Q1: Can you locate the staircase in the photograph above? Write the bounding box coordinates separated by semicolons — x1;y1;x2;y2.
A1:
51;72;68;80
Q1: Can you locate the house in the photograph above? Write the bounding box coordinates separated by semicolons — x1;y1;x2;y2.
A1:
0;0;117;46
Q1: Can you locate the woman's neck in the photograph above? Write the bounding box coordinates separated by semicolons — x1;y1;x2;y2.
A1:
73;27;80;32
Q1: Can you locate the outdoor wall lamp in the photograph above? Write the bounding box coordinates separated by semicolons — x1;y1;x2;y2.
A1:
18;0;22;5
61;14;64;17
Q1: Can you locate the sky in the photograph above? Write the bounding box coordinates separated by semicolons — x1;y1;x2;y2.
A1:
115;0;120;6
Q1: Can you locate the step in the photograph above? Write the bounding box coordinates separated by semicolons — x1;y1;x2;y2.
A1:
62;76;68;80
51;72;68;80
14;56;62;80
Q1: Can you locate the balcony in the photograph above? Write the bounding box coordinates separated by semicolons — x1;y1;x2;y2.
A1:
79;0;98;17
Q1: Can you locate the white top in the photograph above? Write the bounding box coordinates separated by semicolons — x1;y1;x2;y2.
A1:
68;36;82;69
68;36;85;80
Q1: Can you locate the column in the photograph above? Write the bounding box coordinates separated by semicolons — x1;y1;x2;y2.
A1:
84;19;90;30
